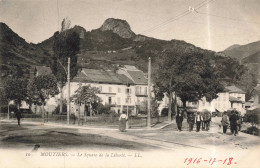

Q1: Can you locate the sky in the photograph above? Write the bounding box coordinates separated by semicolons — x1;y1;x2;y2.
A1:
0;0;260;51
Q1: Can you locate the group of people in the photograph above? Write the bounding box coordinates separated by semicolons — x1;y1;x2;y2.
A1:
221;110;242;136
176;109;211;132
119;109;242;135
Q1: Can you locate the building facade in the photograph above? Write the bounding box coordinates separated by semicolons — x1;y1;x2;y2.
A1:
195;85;246;115
62;66;149;117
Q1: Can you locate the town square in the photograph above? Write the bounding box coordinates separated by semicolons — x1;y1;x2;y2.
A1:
0;0;259;168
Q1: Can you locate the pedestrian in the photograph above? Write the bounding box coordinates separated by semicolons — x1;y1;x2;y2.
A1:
204;112;211;131
236;112;242;132
221;112;229;134
176;110;184;132
187;112;195;132
16;109;22;126
229;110;238;136
119;111;128;132
195;112;203;132
201;113;205;131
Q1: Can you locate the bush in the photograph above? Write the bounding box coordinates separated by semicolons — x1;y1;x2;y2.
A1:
0;104;18;113
244;126;259;136
53;102;67;114
161;108;176;117
96;104;111;114
244;112;260;127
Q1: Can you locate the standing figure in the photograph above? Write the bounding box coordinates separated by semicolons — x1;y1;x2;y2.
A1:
16;110;22;126
229;110;238;136
204;112;211;131
195;112;203;132
176;111;184;132
187;112;195;132
201;113;205;131
236;112;242;132
221;112;229;134
119;111;128;132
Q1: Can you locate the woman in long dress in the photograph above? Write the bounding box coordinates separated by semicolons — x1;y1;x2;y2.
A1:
119;111;128;132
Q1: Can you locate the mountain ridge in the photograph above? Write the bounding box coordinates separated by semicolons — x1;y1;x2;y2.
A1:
222;40;260;61
0;18;251;85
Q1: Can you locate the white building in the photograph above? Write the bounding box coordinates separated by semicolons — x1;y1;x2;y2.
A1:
158;85;247;116
62;66;149;117
116;65;148;114
247;82;260;110
196;85;246;115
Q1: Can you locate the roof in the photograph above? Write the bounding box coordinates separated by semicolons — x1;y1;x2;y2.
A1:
124;65;138;70
71;69;133;85
225;85;246;94
253;84;260;94
126;70;148;85
229;96;243;102
245;102;252;106
248;98;254;102
35;66;52;76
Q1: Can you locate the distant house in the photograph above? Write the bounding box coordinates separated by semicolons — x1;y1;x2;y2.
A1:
248;82;260;110
245;98;254;109
34;66;52;77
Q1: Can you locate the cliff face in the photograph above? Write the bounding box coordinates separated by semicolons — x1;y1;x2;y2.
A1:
99;18;135;39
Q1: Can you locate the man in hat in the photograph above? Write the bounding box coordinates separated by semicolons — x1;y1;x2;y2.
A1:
16;109;22;126
176;109;184;132
229;110;239;136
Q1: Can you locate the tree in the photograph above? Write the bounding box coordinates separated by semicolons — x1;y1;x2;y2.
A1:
27;75;59;120
139;98;159;117
71;85;101;121
3;77;28;119
154;48;224;121
51;17;80;113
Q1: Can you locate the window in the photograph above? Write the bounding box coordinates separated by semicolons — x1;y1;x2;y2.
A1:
117;97;121;104
108;97;112;104
135;86;140;94
118;87;121;93
144;87;147;95
109;87;112;93
125;97;131;104
99;86;102;92
126;88;131;94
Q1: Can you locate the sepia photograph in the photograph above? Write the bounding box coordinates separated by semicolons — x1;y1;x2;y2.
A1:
0;0;260;167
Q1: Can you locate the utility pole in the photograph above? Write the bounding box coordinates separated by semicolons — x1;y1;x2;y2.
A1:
126;97;129;129
67;57;70;125
147;57;151;128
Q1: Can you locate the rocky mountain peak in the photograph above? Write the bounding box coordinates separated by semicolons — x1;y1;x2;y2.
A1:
0;22;28;46
99;18;135;39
